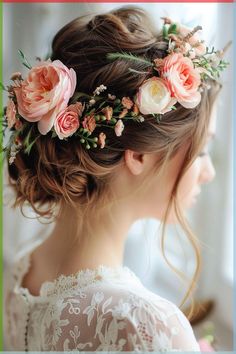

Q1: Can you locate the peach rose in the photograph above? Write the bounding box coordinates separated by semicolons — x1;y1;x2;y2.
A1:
54;108;80;140
136;77;177;115
6;99;17;128
161;53;201;109
14;60;76;135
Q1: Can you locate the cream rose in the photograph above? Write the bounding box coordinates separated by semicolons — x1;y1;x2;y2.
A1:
14;60;76;135
161;53;201;109
136;77;177;115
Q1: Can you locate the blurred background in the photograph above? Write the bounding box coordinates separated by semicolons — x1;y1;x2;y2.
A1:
3;2;233;350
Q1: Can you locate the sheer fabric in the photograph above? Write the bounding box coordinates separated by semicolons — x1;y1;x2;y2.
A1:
4;242;200;352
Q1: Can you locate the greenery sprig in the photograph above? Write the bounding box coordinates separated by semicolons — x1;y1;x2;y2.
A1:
107;52;153;67
18;49;32;70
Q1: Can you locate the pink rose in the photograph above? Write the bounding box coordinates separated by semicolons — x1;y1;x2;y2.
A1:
136;77;177;115
14;60;76;135
161;53;201;109
54;108;80;140
6;99;17;128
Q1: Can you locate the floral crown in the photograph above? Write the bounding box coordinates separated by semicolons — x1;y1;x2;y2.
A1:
2;17;229;165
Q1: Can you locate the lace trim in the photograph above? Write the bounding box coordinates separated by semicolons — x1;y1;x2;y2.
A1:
13;250;142;299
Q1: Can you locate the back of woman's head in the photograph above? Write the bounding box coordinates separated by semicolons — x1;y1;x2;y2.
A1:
8;6;219;219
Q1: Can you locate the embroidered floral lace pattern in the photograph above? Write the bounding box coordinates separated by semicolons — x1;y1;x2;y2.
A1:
4;245;200;352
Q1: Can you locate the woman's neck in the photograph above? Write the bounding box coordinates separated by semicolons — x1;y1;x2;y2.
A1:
42;201;137;275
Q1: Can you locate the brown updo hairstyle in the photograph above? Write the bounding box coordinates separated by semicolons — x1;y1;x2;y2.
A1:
8;6;221;319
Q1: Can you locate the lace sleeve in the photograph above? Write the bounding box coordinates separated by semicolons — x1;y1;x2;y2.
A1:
116;298;201;352
48;291;200;352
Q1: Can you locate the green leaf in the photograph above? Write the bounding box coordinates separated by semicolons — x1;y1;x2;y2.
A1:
51;131;57;138
168;23;177;34
24;127;32;148
22;62;31;70
18;49;32;69
162;25;168;40
24;136;39;155
107;52;152;67
113;106;122;113
98;101;107;109
87;107;96;115
18;49;25;60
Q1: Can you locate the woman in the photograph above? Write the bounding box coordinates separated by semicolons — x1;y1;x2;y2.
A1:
4;6;226;351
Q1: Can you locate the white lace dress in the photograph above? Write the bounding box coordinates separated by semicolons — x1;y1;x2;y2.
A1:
4;242;200;352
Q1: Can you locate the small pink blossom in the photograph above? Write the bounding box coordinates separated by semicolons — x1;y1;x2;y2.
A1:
122;97;133;109
102;106;113;121
82;114;96;133
98;132;106;149
115;119;124;137
15;120;23;130
161;53;201;109
6;99;17;128
54;108;80;140
14;59;77;135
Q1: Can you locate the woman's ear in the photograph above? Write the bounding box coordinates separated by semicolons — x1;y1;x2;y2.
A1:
124;150;153;176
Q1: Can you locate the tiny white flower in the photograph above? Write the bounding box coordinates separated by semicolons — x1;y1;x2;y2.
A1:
89;99;96;106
